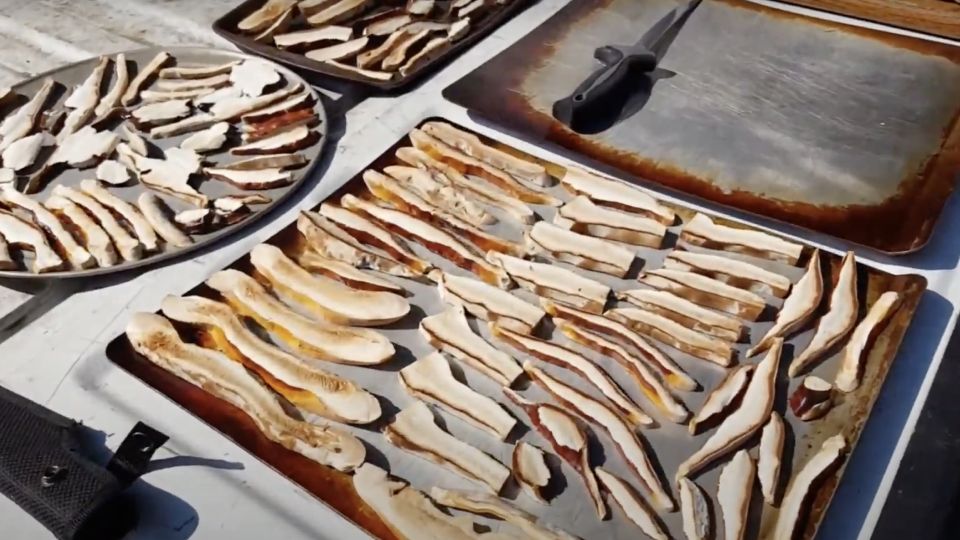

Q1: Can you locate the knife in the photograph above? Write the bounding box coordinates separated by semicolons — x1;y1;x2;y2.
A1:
553;0;703;127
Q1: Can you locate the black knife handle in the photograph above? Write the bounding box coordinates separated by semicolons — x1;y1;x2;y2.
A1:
553;51;658;127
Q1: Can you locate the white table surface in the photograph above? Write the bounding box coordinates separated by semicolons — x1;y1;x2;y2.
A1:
0;1;957;539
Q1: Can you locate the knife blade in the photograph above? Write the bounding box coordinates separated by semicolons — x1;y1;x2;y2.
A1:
553;0;703;128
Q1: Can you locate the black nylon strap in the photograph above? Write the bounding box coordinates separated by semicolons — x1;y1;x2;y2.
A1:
107;422;169;487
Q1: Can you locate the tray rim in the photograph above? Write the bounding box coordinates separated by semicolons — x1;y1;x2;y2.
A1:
441;0;960;256
102;114;931;540
0;45;329;281
211;0;533;93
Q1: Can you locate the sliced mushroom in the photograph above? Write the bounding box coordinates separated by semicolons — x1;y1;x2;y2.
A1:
541;299;698;392
179;122;230;153
420;305;522;387
121;51;173;106
119;124;150;156
665;250;792;299
220;153;307;171
429;488;577;540
211;197;253;226
129;147;207;207
363;169;522;256
241;108;317;143
136;193;191;248
229;60;282;97
448;17;471;41
399;352;517;440
836;291;900;393
79;179;159;252
717;449;754;540
512;442;551;503
357;29;414;69
47;126;118;169
395;146;535;224
231;125;318;155
45;195;118;268
689;364;753;435
140;87;216;104
253;8;295;43
305;37;370;62
382;30;432;71
525;363;673;510
618;288;744;342
774;434;846;540
93;54;129;120
298;209;423;278
458;0;492;18
204;167;292;190
406;0;435;15
0;186;94;269
274;25;353;49
130;99;192;130
487;251;609;313
323;60;396;82
250;243;410;326
607;307;735;367
298;251;403;294
318;202;433;275
748;250;823;357
595;468;668;540
677;338;782;479
156;74;231;93
362;12;413;36
682;213;804;265
422;121;549;187
342;194;511;288
493;324;652;427
241;92;315;123
410;129;559;205
399;35;451;77
1;132;51;171
437;271;544;334
504;390;607;519
526;221;635;277
0;210;65;273
0;235;13;270
384;400;511;493
52;185;142;261
193;86;244;109
161;294;380;424
151;83;304;138
0;78;56;153
789;251;858;377
758;412;785;505
159;60;240;80
0;168;12;185
560;166;674;225
126;313;365;472
95;160;132;186
789;376;833;421
174;208;213;233
679;478;711;540
305;0;370;26
640;268;767;321
383;165;494;227
59;56;110;140
555;319;689;424
237;0;297;33
556;196;666;248
206;269;394;365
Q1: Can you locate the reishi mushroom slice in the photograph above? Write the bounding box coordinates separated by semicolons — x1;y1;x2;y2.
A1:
204;167;292;190
836;291;900;393
421;121;549;187
430;488;577;540
664;250;792;298
487;251;610;313
274;25;353;49
159;60;240;79
681;212;804;265
789;376;833;421
136;193;192;248
559;165;674;225
758;411;786;505
618;287;744;342
789;251;858;377
773;434;847;540
79;179;159;252
679;478;711;540
121;51;173;106
383;165;494;227
221;153;307;171
437;271;545;334
230;125;319;155
229;60;281;97
0;77;56;153
305;0;370;27
0;185;94;269
526;221;635;278
689;364;753;435
595;468;669;540
512;442;551;504
94;53;129;119
44;195;118;268
237;0;297;33
0;210;65;273
607;307;735;367
298;250;405;294
59;56;110;140
717;449;754;540
52;184;142;261
639;268;766;321
180;122;230;153
748;249;823;357
556;195;666;249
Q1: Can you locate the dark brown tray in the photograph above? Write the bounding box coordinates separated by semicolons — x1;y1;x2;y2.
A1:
780;0;960;40
105;117;927;540
212;0;531;93
443;0;960;254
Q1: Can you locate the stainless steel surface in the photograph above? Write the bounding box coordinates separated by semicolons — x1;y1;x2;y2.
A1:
0;46;327;280
522;0;960;207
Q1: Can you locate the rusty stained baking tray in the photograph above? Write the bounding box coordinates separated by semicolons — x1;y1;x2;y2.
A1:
779;0;960;41
443;0;960;254
212;0;531;93
104;117;926;540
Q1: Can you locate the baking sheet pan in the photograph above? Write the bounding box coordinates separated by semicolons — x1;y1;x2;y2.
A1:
212;0;531;93
779;0;960;40
443;0;960;254
0;46;328;280
104;117;926;540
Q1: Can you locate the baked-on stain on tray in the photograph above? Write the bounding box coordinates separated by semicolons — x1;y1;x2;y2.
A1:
444;0;960;254
105;118;926;540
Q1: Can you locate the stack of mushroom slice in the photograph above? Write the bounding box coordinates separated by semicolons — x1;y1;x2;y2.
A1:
680;212;805;265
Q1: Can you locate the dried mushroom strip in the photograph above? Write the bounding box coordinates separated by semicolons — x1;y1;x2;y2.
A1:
717;450;754;540
297;250;405;294
596;468;669;540
0;210;65;273
504;390;607;520
0;186;94;270
430;488;579;540
689;364;753;435
638;268;767;321
774;434;846;540
758;411;786;505
748;249;823;357
383;165;495;227
559;166;675;225
438;271;545;334
526;221;636;278
44;195;118;268
664;250;793;298
607;307;735;367
681;212;805;265
487;252;610;313
512;442;551;504
618;287;745;343
420;305;523;387
126;313;365;471
836;290;900;393
555;195;667;249
384;401;511;494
